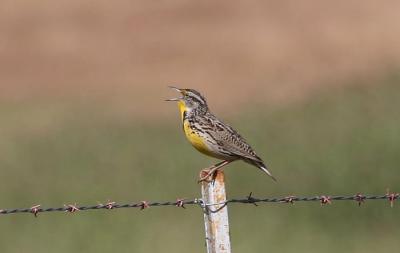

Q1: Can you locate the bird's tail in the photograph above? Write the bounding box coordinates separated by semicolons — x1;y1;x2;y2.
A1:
259;165;277;182
250;159;277;182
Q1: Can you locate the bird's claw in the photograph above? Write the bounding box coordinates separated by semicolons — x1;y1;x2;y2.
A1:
198;169;217;183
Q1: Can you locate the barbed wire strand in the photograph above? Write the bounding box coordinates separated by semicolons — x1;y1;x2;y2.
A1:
0;191;398;217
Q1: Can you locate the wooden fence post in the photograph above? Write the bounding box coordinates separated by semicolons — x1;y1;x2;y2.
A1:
201;170;232;253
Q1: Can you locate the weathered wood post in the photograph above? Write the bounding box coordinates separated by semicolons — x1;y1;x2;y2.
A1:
201;170;232;253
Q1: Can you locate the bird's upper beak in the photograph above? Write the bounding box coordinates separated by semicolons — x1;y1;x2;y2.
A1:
165;86;185;101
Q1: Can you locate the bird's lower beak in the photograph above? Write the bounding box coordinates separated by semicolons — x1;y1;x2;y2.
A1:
165;98;180;101
165;86;184;101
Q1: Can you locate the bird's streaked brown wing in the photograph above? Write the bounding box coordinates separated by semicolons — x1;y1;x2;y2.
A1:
205;114;262;162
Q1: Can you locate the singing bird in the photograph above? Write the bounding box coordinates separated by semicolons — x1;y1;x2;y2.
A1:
166;87;276;182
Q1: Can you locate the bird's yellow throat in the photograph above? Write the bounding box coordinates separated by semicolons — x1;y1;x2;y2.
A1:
177;100;187;121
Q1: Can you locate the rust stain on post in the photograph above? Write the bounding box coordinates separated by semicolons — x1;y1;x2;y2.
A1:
201;170;231;253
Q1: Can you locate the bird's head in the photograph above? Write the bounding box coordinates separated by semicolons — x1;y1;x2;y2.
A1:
166;86;208;119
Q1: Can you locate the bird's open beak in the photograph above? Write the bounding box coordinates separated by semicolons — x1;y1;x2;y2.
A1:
165;86;184;101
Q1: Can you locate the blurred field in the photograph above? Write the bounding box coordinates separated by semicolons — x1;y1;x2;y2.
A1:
0;75;399;253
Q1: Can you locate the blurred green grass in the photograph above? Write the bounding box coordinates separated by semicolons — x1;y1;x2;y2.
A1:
0;76;399;253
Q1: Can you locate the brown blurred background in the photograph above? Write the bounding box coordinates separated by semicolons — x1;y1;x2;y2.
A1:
1;1;400;253
1;0;400;113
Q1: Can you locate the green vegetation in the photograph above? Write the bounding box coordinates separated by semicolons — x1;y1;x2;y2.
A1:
0;77;399;253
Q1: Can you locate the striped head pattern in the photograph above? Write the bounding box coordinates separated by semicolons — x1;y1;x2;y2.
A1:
166;86;209;117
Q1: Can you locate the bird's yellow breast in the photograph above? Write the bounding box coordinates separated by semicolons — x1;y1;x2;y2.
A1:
177;100;215;157
183;120;214;156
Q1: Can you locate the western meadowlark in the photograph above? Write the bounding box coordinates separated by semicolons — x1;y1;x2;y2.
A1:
166;86;276;182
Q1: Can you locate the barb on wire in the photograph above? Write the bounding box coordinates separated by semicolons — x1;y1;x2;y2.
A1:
386;189;399;207
30;205;41;217
64;204;80;213
281;196;296;204
319;195;332;205
175;199;186;209
246;192;258;206
0;192;397;217
354;193;365;206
